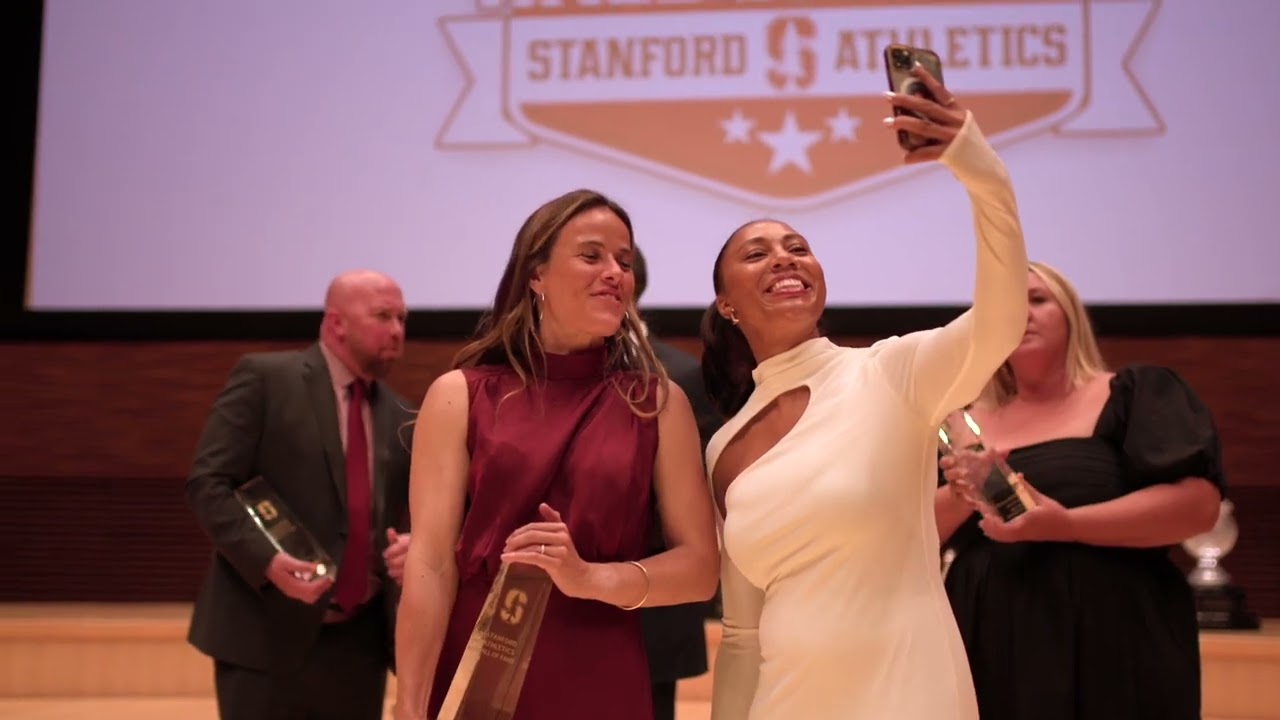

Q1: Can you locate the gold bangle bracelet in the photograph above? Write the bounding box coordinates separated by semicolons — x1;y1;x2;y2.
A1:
618;560;650;611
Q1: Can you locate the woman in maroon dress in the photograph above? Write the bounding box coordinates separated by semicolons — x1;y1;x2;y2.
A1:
393;189;720;720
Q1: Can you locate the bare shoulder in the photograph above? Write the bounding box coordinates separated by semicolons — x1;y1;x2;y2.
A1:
421;369;470;417
430;368;468;389
653;377;698;446
657;376;692;417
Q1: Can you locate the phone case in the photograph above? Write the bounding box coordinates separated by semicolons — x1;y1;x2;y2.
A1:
883;44;946;151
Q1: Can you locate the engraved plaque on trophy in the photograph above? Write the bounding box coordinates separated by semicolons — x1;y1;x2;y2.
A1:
235;476;336;579
938;409;1037;522
1181;500;1260;630
437;562;554;720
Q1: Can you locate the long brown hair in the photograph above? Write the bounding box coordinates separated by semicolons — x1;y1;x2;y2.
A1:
453;189;668;416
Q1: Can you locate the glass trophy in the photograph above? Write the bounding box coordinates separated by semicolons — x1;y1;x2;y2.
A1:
235;476;336;579
940;547;957;579
436;562;554;720
1180;500;1260;630
937;409;1036;522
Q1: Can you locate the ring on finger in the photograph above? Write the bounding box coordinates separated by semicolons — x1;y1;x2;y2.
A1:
539;543;546;555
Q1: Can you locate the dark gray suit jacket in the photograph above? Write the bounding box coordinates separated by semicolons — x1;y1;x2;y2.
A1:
185;343;414;673
641;340;724;682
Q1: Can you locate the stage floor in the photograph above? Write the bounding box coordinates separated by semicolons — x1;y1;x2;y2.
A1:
0;699;710;720
0;603;1274;720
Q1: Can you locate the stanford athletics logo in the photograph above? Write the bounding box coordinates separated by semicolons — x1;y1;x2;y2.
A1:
437;0;1163;208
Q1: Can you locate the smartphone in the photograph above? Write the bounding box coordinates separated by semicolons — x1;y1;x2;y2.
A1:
883;44;945;151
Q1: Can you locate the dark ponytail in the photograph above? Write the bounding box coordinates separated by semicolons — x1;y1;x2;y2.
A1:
700;303;756;417
700;232;758;418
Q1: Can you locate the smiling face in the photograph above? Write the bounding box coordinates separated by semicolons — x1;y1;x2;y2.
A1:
713;219;826;356
529;205;635;352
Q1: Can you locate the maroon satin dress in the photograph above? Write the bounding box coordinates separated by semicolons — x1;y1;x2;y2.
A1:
428;345;659;720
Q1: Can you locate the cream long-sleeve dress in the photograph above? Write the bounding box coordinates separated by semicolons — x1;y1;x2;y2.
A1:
705;114;1028;720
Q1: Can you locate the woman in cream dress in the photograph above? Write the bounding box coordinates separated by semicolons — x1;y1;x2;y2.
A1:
698;67;1030;719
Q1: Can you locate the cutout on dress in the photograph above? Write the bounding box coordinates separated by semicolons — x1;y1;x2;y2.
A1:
712;385;811;518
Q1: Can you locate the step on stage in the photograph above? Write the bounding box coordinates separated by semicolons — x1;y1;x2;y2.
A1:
0;604;1275;720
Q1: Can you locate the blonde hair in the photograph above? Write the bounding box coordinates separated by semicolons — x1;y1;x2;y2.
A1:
981;261;1108;407
453;189;668;417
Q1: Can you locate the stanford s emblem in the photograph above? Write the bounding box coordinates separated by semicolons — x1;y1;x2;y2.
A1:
500;588;529;625
436;0;1162;208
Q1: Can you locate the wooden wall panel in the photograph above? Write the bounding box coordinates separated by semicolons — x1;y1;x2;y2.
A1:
0;337;1277;615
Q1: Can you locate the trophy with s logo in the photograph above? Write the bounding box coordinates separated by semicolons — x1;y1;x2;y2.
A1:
937;409;1037;522
436;562;553;720
235;476;336;580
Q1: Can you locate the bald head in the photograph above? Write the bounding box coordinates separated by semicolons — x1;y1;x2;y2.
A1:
325;270;402;312
321;270;407;379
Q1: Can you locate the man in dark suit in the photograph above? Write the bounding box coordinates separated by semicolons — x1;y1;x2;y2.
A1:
633;249;724;720
185;270;416;720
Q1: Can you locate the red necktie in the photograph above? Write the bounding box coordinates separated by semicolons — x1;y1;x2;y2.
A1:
334;379;371;612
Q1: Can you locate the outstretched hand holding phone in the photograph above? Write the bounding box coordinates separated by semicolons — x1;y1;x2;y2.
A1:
882;44;968;163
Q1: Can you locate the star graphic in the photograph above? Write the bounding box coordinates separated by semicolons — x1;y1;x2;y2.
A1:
720;109;755;144
825;107;862;142
757;111;824;174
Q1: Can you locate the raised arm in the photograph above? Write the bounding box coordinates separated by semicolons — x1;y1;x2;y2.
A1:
877;113;1029;426
393;370;471;720
710;550;764;720
184;356;276;587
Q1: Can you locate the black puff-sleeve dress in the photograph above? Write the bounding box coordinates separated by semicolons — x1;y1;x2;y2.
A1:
942;365;1226;720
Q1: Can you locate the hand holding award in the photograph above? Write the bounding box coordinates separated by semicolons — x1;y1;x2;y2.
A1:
236;477;336;604
937;409;1036;522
